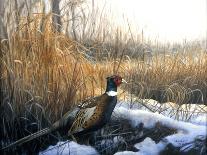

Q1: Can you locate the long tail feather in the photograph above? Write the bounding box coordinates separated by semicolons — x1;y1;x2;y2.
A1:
1;107;80;151
1;127;55;151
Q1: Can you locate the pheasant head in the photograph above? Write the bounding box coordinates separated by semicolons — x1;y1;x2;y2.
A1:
105;75;127;96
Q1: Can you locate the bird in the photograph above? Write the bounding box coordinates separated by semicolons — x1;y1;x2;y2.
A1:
1;75;127;150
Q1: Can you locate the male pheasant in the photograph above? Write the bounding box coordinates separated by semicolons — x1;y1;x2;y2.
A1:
1;75;127;150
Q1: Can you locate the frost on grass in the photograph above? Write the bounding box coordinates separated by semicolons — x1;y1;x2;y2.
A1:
40;100;206;155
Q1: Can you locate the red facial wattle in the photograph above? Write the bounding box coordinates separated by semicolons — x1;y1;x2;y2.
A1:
114;77;122;86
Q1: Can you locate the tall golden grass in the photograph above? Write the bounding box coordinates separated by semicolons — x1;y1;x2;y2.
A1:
123;51;207;104
2;17;105;122
1;19;207;124
0;16;120;147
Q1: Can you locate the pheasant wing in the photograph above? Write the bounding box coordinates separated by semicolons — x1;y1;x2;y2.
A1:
78;95;102;109
69;93;108;134
69;106;96;134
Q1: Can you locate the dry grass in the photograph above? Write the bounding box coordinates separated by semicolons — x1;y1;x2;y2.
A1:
0;16;124;147
122;52;207;105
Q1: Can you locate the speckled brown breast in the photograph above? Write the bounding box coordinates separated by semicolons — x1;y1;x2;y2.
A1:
83;101;106;129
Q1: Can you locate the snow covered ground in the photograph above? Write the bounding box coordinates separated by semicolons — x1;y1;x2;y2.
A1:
113;103;206;155
39;141;98;155
117;99;207;127
39;100;207;155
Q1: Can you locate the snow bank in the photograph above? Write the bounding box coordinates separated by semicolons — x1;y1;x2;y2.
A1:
117;99;207;122
113;104;206;154
113;105;206;131
39;141;98;155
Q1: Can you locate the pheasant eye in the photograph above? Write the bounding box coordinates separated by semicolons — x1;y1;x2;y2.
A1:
114;77;121;86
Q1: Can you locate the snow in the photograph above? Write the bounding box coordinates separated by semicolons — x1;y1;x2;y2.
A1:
117;103;206;129
39;100;206;155
113;102;207;154
134;138;163;155
114;138;165;155
118;99;207;128
114;151;137;155
39;141;98;155
190;114;207;126
113;105;206;131
117;99;207;122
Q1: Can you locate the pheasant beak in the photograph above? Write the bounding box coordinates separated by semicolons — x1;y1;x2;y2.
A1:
122;79;127;84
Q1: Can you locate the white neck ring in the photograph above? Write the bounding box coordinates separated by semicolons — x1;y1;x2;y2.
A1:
106;91;117;96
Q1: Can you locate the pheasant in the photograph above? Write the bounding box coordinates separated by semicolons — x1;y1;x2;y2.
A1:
1;75;127;150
